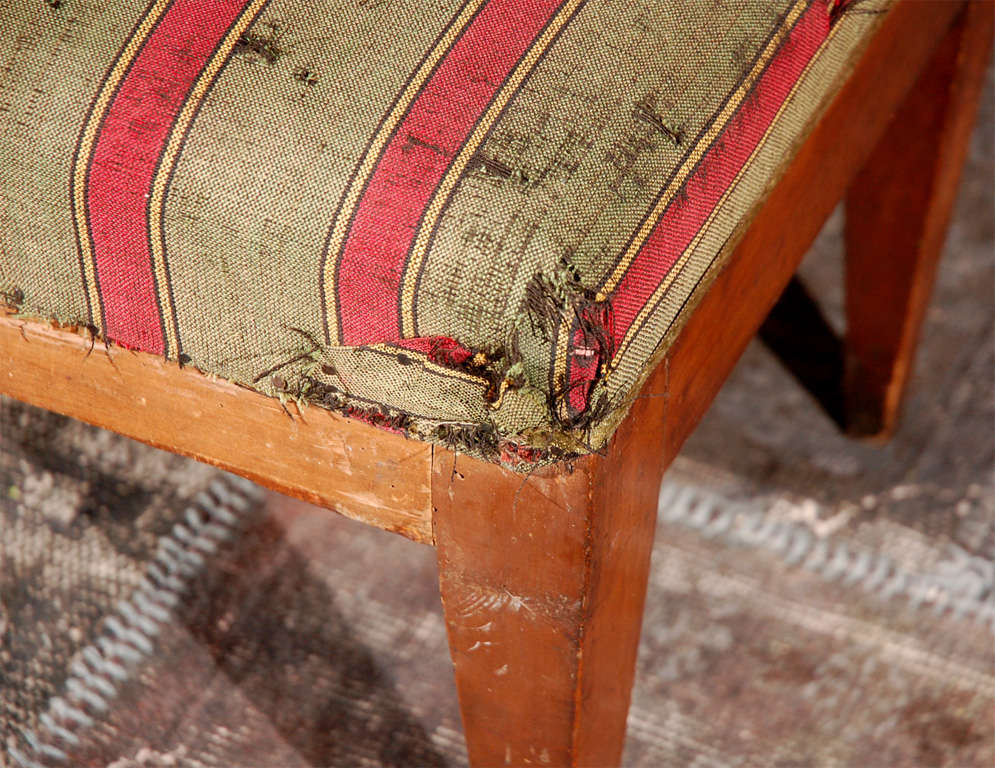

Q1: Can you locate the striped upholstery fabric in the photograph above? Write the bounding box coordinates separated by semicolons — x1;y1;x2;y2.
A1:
0;0;886;464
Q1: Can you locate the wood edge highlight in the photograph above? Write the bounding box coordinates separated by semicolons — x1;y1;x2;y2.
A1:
0;311;434;544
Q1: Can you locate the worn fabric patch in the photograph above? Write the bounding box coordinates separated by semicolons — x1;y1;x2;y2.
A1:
0;0;888;463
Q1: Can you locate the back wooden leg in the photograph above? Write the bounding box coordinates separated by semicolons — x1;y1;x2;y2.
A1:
844;1;993;438
433;384;667;766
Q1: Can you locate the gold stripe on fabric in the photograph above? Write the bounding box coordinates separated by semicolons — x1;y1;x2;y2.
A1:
596;0;809;300
607;26;839;375
149;0;268;360
549;0;809;406
73;0;174;327
321;0;488;345
399;0;585;339
366;344;491;387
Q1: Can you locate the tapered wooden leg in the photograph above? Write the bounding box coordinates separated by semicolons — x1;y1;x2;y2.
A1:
844;1;993;438
433;380;667;766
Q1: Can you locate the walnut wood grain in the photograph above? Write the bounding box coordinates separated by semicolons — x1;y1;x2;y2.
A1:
0;312;433;543
844;0;994;438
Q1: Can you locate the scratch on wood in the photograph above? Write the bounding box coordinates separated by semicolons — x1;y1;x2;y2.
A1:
457;584;581;622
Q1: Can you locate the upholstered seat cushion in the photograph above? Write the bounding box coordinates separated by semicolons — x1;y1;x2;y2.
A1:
1;0;884;463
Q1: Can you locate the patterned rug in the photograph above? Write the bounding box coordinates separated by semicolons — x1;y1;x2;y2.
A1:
0;398;456;768
1;395;993;768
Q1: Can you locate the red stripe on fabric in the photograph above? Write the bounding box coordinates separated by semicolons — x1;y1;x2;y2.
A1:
335;0;564;346
396;336;475;365
566;304;613;414
566;2;829;411
86;0;251;354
